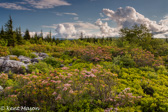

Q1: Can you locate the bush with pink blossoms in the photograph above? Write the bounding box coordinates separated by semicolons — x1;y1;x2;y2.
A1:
130;48;164;67
73;46;112;62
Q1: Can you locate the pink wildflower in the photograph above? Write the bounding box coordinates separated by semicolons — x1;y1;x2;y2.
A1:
69;90;74;94
52;92;57;95
68;80;73;83
50;80;57;83
63;87;68;91
31;75;38;78
5;86;12;90
61;67;69;70
67;73;72;77
55;80;61;84
55;76;59;79
64;83;71;87
56;94;62;100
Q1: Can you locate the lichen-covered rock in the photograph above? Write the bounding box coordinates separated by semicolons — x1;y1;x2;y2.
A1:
18;56;31;64
38;53;48;58
0;59;4;67
1;60;28;73
31;57;43;63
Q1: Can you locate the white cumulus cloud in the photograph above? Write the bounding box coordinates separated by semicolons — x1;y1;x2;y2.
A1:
101;6;168;37
95;19;119;37
43;22;99;39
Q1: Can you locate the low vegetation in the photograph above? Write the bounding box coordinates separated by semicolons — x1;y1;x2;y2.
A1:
0;17;168;112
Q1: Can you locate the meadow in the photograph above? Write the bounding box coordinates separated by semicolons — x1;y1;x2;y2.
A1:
0;21;168;111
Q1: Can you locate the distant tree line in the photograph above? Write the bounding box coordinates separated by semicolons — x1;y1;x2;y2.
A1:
0;16;63;46
0;16;167;47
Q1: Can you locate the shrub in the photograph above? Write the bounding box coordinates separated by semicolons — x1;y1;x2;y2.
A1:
42;57;61;68
28;61;53;73
0;39;8;46
130;48;155;67
10;47;28;57
0;46;9;56
76;46;112;62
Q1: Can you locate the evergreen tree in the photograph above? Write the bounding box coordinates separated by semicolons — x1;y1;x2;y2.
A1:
0;26;5;36
16;27;23;44
38;29;43;40
24;29;31;40
33;32;38;43
5;16;16;46
46;30;52;42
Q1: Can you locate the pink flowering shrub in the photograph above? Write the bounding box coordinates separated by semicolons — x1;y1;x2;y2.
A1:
0;64;143;111
130;48;164;67
0;65;119;111
74;46;112;62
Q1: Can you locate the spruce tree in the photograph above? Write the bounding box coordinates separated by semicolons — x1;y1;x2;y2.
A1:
5;16;16;46
24;29;31;40
16;27;23;44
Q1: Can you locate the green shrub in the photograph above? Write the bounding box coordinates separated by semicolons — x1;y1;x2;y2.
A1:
10;47;28;57
112;54;135;68
28;61;53;73
0;39;8;46
0;46;9;56
42;57;61;68
139;66;155;72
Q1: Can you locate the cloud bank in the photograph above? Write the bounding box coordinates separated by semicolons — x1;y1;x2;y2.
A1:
52;22;99;39
96;6;168;38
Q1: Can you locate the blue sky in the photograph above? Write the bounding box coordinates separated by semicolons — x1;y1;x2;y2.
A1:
0;0;168;38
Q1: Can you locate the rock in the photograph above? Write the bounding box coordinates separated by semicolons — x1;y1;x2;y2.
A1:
0;59;4;67
4;56;10;60
0;86;3;92
0;57;5;59
38;53;48;58
31;57;43;63
60;64;64;67
32;52;39;57
1;60;28;73
18;56;31;64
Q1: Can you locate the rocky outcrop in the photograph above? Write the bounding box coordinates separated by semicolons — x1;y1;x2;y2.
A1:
0;52;48;73
18;56;31;64
0;60;28;73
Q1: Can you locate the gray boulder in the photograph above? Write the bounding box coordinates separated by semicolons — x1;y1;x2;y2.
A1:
31;57;43;63
0;59;4;67
38;52;48;58
18;56;31;64
1;60;28;73
0;57;5;59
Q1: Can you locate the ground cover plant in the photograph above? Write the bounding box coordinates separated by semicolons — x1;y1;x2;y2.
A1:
0;20;168;112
